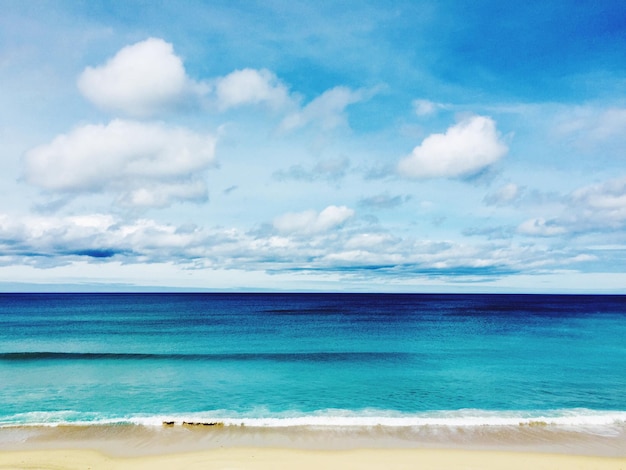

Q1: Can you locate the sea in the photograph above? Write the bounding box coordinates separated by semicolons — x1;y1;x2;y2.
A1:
1;293;625;454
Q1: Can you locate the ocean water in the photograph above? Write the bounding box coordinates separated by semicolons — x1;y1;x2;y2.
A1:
1;293;625;432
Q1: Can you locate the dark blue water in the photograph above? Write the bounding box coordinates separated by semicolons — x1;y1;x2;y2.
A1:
1;293;625;427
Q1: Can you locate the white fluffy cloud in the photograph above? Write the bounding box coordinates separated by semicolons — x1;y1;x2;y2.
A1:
23;119;216;208
273;205;355;234
215;68;291;111
397;115;508;179
77;37;369;134
78;38;203;117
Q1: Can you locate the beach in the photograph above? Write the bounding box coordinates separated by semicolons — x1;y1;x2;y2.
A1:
2;447;626;470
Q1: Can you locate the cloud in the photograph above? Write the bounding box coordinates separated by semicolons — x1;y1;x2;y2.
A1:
215;68;292;111
0;213;229;268
554;106;626;145
0;208;598;280
78;38;204;117
569;177;626;229
23;119;216;208
0;213;123;267
413;99;447;117
273;157;350;182
517;218;567;237
517;176;626;237
273;205;354;234
0;211;488;273
279;86;368;132
358;192;411;209
484;183;522;206
77;37;373;132
463;225;516;239
587;108;626;142
397;115;508;179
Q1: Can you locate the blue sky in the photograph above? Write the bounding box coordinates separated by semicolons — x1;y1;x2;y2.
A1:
1;0;626;292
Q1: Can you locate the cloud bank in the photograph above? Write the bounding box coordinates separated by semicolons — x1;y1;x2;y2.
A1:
0;210;523;277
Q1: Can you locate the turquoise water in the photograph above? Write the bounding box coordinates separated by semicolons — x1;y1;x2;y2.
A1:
1;293;625;428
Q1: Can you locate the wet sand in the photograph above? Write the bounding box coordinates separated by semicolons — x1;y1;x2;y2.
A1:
1;423;625;469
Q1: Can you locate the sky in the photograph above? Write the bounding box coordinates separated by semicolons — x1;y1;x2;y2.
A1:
1;0;626;293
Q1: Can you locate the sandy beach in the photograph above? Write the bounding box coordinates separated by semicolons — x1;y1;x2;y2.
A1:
1;447;626;470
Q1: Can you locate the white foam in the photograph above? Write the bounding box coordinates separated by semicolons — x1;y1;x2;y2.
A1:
127;408;626;429
0;411;129;428
3;408;626;429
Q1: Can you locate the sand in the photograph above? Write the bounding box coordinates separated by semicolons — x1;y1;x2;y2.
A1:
1;447;626;470
2;423;625;469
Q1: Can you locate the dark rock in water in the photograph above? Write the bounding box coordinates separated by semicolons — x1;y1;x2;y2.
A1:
182;421;224;427
162;421;175;427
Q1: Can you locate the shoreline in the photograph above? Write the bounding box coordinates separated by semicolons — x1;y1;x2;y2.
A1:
2;421;625;457
3;421;625;469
